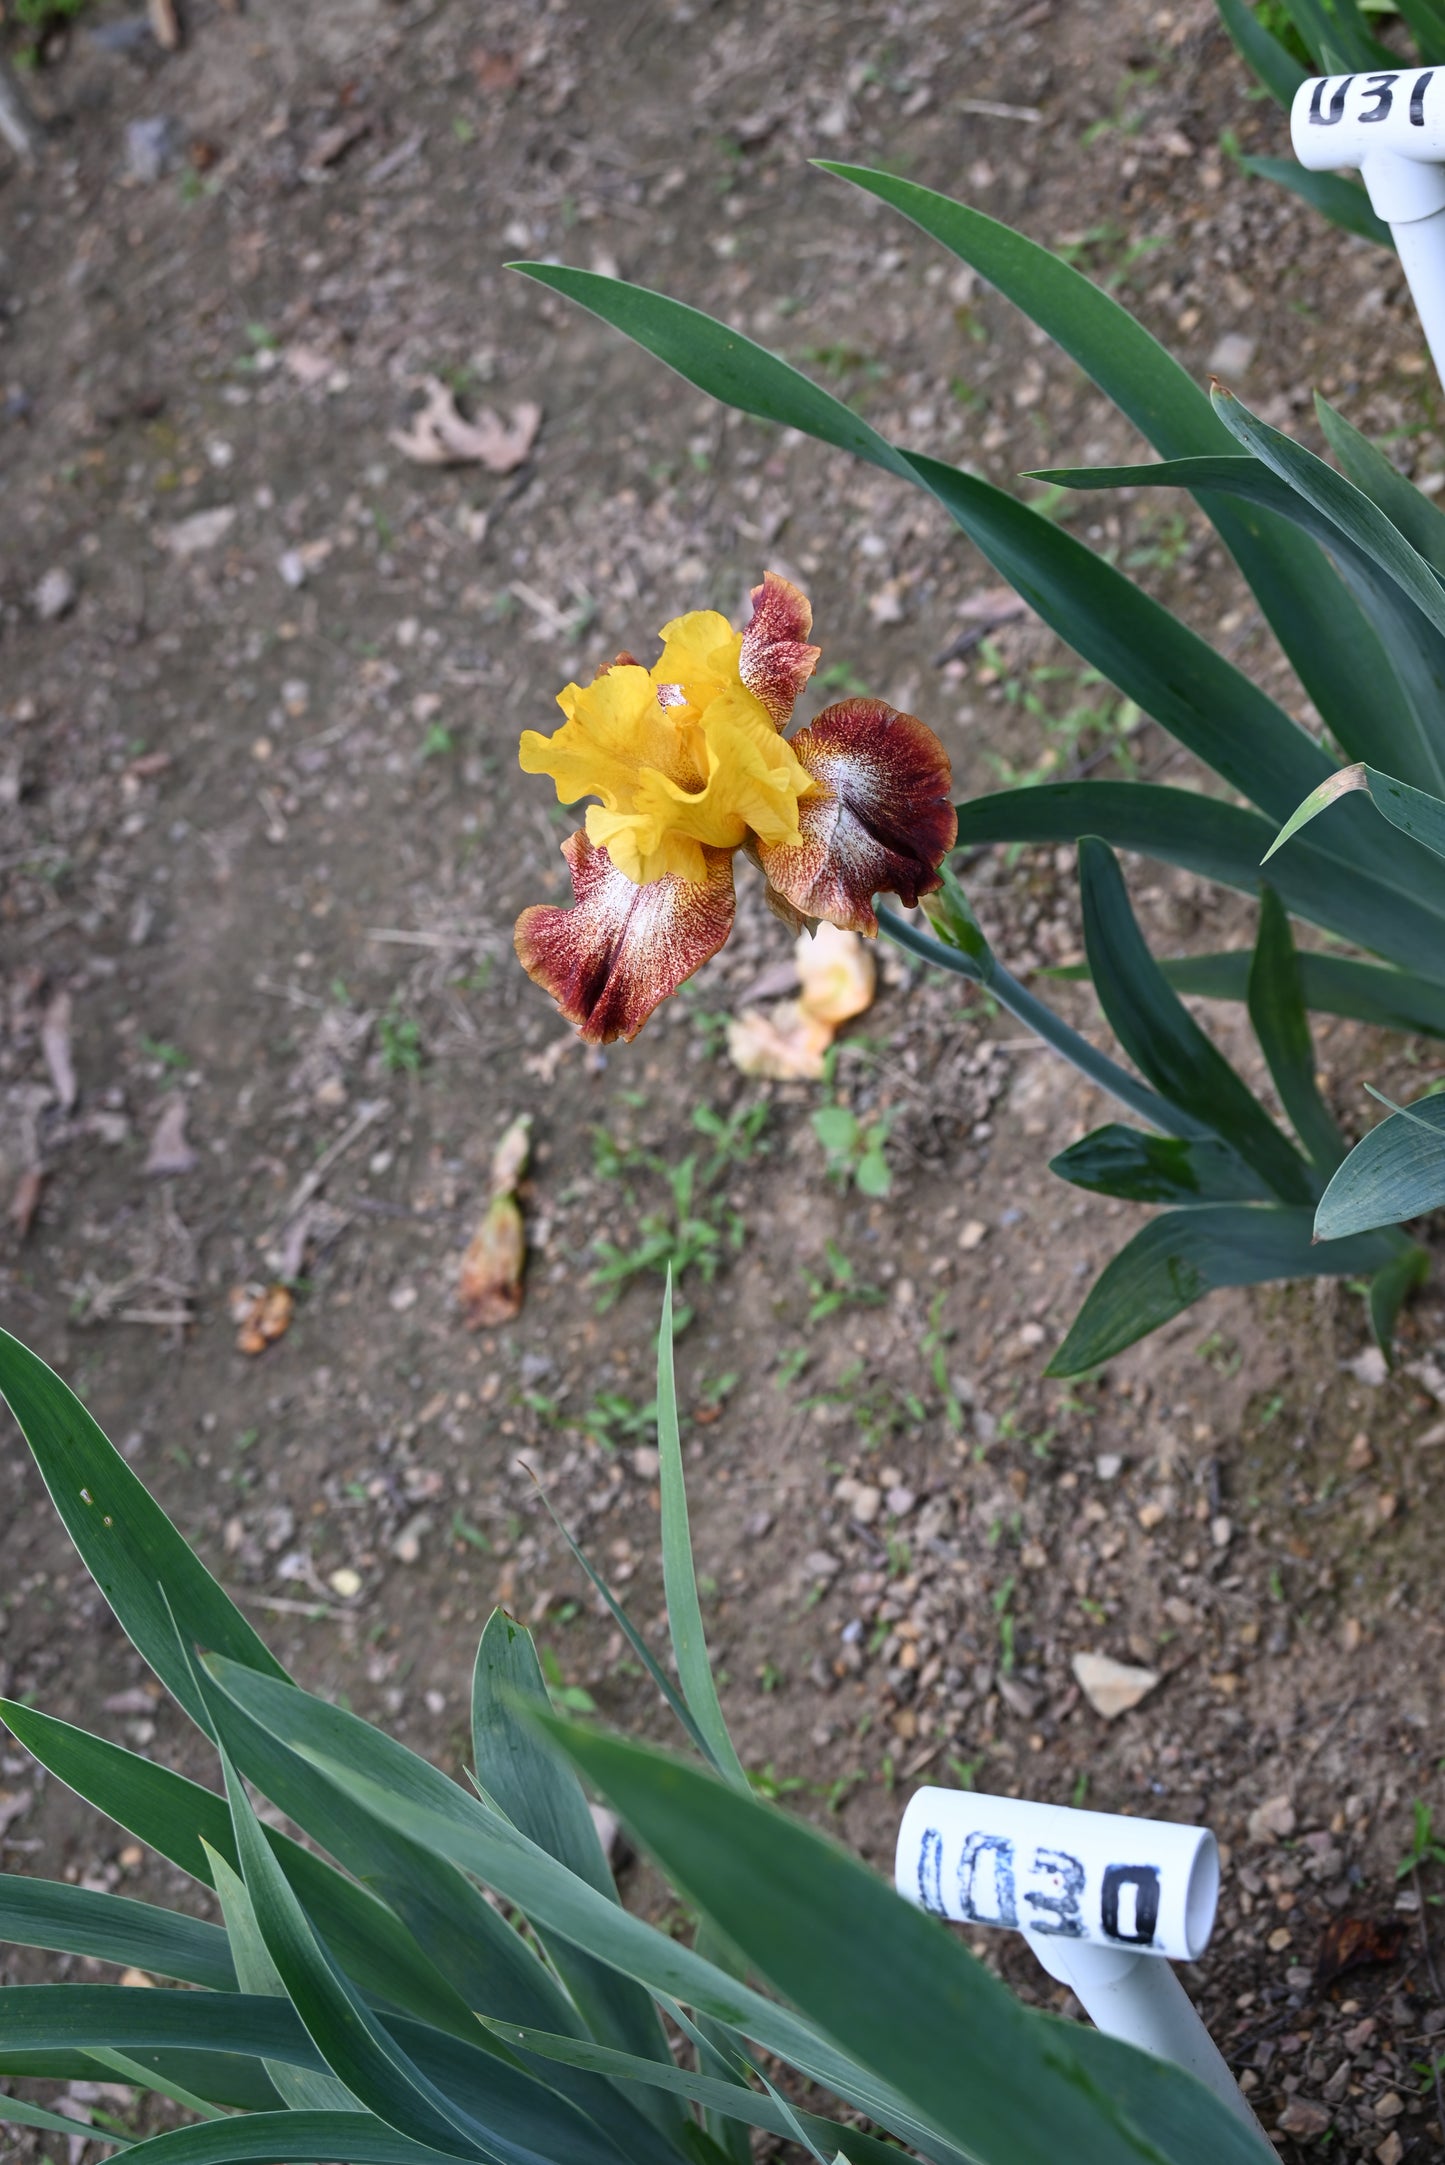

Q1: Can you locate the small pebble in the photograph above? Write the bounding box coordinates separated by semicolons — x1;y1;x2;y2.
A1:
1275;2100;1330;2138
125;116;180;183
32;567;76;621
1208;330;1257;378
390;1513;430;1565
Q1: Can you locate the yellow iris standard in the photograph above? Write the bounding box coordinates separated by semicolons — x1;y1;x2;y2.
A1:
519;610;815;887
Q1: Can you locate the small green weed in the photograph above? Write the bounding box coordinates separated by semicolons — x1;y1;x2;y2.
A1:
539;1643;595;1715
1397;1799;1445;1885
379;1008;424;1074
813;660;872;700
581;1392;660;1453
801;1240;886;1324
587;1102;765;1306
978;639;1141;789
812;1101;894;1198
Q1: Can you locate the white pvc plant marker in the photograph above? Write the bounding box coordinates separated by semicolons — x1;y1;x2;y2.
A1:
1291;65;1445;384
895;1788;1265;2134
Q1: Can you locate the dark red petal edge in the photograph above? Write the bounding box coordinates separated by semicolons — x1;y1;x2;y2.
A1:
753;698;957;935
739;570;821;727
514;831;736;1044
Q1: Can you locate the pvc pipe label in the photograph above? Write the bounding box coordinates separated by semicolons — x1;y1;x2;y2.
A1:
1292;67;1445;167
895;1789;1219;1962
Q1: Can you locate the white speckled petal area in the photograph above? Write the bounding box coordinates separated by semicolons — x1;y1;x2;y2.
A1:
754;698;957;934
514;831;735;1042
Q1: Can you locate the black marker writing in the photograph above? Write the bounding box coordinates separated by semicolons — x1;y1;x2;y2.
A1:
957;1831;1019;1928
1309;75;1354;126
1412;70;1436;127
1101;1863;1162;1947
918;1828;945;1916
1359;73;1399;124
1024;1845;1087;1939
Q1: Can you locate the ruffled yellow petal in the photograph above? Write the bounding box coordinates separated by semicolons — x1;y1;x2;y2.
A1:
519;665;693;810
516;572;829;920
652;610;742;715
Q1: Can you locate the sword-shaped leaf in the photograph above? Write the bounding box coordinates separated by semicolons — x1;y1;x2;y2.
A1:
1048;1207;1401;1373
1315;1090;1445;1238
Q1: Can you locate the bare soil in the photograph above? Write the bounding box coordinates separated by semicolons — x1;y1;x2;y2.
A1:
4;2;1445;2157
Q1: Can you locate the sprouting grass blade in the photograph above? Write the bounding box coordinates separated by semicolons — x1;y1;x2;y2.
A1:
526;1477;713;1761
656;1274;747;1791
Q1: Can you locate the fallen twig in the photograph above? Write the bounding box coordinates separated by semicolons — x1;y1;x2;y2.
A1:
0;52;44;166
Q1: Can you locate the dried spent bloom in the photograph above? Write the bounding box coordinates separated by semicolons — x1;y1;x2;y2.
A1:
514;572;956;1042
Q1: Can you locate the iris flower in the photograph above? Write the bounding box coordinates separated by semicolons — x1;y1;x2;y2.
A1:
514;572;957;1042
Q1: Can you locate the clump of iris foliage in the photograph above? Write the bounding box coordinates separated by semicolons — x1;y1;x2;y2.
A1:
1216;0;1445;245
0;1306;1274;2165
513;154;1445;1372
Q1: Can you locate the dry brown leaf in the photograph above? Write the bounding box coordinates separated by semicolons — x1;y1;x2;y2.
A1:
391;378;541;471
9;1165;43;1237
283;344;334;388
459;1193;525;1328
304;115;371;173
160;505;237;558
795;923;875;1028
727;1000;834;1081
1314;1913;1408;1989
148;0;181;48
41;989;76;1110
146;1095;197;1176
490;1112;532;1197
469;46;522;93
231;1282;294;1355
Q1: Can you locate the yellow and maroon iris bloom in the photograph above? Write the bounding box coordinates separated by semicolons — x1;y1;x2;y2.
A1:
514;572;957;1043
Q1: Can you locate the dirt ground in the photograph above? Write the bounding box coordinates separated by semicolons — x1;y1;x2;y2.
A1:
4;0;1445;2157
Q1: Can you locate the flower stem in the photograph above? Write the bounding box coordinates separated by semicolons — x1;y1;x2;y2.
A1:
876;904;1207;1141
